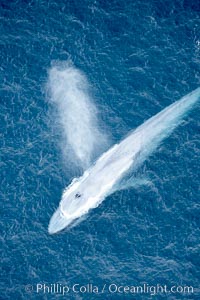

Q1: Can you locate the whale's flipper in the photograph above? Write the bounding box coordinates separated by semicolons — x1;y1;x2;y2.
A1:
110;177;151;195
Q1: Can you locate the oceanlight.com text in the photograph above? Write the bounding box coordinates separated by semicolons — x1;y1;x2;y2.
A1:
25;283;195;296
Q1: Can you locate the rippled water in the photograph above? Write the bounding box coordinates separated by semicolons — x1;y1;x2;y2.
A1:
1;0;200;299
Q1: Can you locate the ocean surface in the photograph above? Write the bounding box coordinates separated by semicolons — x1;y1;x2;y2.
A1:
1;0;200;299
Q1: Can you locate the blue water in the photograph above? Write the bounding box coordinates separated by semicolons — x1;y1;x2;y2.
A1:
1;0;200;299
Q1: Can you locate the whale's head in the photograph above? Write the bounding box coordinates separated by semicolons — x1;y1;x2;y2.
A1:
48;171;92;234
48;207;75;234
48;183;86;235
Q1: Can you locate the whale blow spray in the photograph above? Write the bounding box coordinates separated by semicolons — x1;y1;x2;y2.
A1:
47;63;108;168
